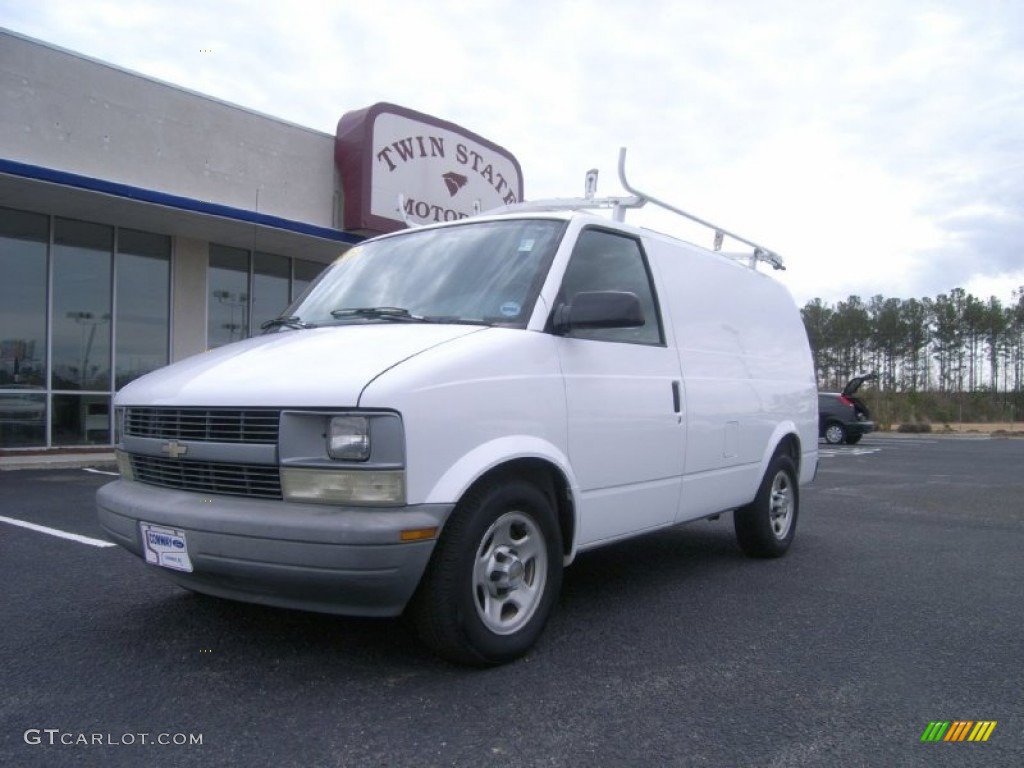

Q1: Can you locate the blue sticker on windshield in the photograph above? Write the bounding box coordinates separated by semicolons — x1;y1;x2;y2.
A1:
500;301;521;317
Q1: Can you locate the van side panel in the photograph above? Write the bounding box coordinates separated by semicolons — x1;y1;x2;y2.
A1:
644;237;818;522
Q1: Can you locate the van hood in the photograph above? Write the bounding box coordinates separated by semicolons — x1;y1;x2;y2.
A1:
116;324;487;407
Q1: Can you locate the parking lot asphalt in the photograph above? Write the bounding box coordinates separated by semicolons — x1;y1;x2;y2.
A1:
1;435;1021;767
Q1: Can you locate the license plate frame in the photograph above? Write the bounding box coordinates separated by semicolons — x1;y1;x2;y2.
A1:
140;522;194;572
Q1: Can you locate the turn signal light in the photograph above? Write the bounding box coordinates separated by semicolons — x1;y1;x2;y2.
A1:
399;527;438;542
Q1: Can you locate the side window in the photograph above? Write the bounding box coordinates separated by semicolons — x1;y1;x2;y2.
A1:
557;228;663;344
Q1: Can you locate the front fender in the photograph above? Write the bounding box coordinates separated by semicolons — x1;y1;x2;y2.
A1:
424;435;579;508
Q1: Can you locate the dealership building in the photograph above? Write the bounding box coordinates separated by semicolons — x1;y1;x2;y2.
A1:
0;28;523;454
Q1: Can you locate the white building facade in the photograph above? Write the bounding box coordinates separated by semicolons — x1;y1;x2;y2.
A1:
0;29;522;452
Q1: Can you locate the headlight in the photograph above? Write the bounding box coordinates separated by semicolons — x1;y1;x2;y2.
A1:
281;468;405;506
279;411;404;504
327;415;370;461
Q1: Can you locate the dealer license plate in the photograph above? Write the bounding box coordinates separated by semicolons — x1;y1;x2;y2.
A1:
140;522;194;572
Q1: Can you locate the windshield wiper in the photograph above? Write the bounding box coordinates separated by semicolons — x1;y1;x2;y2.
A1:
330;307;429;323
260;315;316;331
422;316;494;326
329;307;497;327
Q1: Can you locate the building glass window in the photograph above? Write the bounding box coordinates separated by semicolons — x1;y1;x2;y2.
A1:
207;247;329;347
0;206;172;450
252;252;291;332
52;393;110;446
1;208;49;447
208;244;250;348
116;229;170;389
52;219;113;391
0;207;48;388
0;391;46;447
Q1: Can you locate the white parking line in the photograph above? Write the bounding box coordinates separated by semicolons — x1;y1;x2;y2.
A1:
819;447;883;458
82;467;119;476
0;515;116;548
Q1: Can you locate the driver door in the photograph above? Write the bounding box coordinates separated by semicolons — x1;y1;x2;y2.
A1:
553;227;685;547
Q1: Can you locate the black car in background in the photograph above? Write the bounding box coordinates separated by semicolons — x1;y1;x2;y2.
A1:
818;374;877;445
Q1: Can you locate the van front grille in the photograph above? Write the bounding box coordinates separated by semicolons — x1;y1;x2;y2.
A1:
125;408;280;444
131;455;282;499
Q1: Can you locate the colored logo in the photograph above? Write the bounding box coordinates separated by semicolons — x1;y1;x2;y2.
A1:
920;721;996;742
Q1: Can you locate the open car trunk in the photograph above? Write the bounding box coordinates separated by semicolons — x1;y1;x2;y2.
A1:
841;373;877;419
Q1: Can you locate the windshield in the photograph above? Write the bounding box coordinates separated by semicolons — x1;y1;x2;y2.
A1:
289;219;566;328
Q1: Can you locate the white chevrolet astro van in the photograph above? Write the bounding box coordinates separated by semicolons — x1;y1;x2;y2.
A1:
97;181;818;665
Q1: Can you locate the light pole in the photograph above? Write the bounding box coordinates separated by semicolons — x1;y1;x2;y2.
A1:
213;290;248;341
66;311;110;388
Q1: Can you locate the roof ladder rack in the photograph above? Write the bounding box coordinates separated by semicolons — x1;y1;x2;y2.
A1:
485;148;785;271
616;148;784;271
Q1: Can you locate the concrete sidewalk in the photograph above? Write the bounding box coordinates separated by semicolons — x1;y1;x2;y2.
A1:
0;452;116;471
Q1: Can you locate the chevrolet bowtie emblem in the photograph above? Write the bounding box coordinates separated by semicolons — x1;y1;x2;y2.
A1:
161;440;188;459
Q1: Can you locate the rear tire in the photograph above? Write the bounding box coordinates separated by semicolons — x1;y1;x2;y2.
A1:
411;478;563;666
824;422;847;444
734;454;799;558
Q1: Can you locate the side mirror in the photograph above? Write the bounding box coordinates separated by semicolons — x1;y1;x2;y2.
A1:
553;291;645;334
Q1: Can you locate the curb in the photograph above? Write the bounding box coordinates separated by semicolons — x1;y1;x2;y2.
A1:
0;452;117;471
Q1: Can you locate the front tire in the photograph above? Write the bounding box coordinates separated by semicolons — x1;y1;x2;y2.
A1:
411;478;563;666
734;454;799;558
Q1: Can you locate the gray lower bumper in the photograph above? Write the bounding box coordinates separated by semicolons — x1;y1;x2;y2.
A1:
96;480;453;617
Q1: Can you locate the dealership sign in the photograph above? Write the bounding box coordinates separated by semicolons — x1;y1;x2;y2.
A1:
336;103;523;234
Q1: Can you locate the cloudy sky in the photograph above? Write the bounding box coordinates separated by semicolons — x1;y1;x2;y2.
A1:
2;0;1022;306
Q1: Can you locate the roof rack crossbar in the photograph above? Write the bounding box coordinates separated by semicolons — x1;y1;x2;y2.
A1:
484;195;645;217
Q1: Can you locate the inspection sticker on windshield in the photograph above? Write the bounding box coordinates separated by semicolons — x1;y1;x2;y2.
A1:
140;523;193;572
500;301;521;317
517;238;535;252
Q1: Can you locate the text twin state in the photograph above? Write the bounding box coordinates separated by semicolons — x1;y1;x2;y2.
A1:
375;135;518;205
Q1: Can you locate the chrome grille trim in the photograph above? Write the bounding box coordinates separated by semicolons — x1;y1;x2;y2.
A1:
124;408;280;444
130;455;282;499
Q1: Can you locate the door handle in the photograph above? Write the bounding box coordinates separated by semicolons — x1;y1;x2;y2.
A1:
671;380;681;413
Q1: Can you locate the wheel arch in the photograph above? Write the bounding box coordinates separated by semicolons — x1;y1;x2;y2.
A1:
459;459;577;562
761;423;803;479
424;438;579;562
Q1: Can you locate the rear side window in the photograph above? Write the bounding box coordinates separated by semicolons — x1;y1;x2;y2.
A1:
556;228;663;345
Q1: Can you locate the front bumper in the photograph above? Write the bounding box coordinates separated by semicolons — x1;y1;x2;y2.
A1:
96;480;453;617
